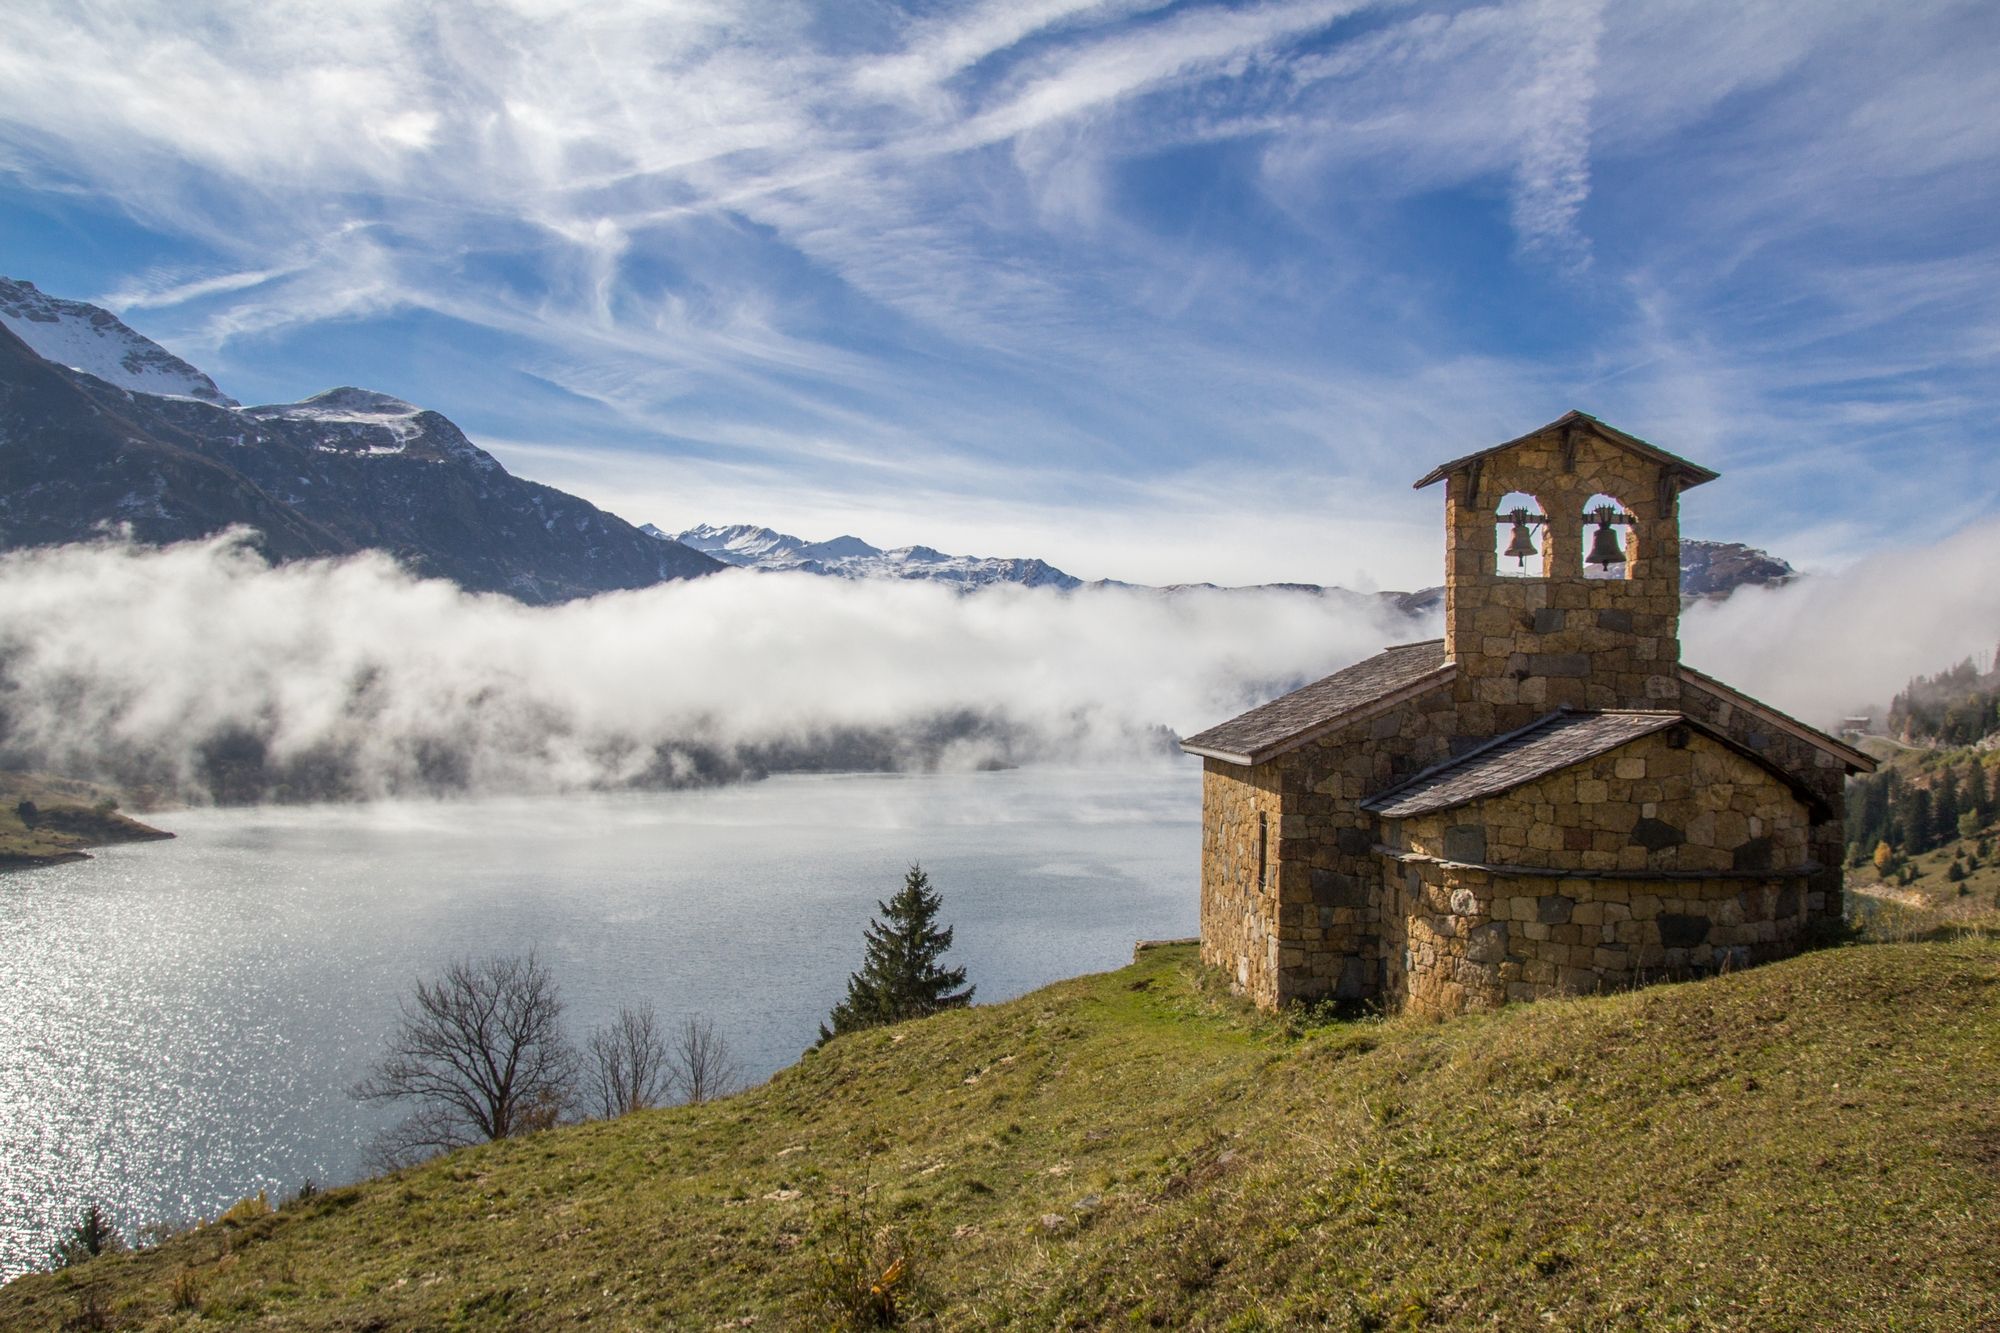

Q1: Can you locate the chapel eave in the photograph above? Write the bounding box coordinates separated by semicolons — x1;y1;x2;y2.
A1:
1412;410;1720;492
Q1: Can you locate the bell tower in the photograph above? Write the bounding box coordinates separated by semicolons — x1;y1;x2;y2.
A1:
1416;412;1719;734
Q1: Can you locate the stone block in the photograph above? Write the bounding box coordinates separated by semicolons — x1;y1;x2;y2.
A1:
1732;836;1774;873
1310;868;1369;911
1442;824;1488;863
1465;921;1509;964
1631;817;1685;851
1657;913;1711;949
1532;652;1591;677
1557;965;1598;993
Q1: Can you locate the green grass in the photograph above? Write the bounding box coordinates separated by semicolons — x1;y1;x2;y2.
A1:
0;772;171;870
5;938;1998;1330
1848;807;2000;943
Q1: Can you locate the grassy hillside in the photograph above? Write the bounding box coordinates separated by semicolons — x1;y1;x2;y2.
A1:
4;937;1996;1330
1845;743;2000;938
0;772;171;870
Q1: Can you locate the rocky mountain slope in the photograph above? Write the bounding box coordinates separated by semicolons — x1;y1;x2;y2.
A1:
0;277;235;405
1678;539;1795;598
663;519;1796;602
0;280;718;603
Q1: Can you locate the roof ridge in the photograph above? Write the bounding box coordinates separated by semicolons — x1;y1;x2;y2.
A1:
1180;641;1454;766
1412;411;1720;492
1361;708;1583;810
1361;709;1687;817
1677;665;1875;773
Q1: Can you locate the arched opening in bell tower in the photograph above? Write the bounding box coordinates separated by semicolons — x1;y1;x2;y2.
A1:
1580;492;1636;580
1493;491;1548;578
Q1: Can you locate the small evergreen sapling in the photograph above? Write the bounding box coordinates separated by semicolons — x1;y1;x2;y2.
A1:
819;864;974;1044
48;1203;125;1269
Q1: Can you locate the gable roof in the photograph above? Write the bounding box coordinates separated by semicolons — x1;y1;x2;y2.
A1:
1412;410;1720;493
1361;710;1683;817
1362;707;1838;819
1180;640;1452;766
1678;664;1876;774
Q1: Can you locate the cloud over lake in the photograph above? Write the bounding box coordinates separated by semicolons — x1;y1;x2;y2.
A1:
4;521;1993;802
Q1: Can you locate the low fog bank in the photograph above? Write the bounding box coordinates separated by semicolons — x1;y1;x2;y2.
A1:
7;522;1987;805
1681;516;2000;725
0;532;1423;803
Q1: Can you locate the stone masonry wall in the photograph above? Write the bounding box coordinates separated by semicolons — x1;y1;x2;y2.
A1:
1379;729;1817;1013
1267;679;1463;1005
1199;758;1285;1007
1444;426;1684;728
1197;674;1464;1009
1678;674;1849;927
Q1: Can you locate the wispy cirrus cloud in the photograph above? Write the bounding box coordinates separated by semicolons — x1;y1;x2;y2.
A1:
1;1;1996;584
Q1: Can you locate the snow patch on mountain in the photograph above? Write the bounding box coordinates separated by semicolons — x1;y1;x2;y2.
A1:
246;387;500;470
665;522;1088;590
0;276;237;406
249;386;423;422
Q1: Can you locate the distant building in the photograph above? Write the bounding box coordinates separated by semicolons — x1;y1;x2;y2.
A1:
1181;412;1874;1015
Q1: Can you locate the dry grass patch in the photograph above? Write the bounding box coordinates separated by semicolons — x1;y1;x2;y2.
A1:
2;940;1995;1330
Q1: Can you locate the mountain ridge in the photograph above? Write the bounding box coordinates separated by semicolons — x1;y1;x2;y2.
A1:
662;519;1796;603
0;280;720;603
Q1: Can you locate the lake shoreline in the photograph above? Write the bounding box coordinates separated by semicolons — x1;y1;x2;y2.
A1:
0;771;175;874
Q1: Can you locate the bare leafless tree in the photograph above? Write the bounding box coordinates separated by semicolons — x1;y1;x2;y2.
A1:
672;1013;739;1104
352;952;578;1167
586;1003;675;1118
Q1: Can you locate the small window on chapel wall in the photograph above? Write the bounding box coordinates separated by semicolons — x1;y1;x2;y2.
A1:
1580;493;1635;579
1493;491;1547;578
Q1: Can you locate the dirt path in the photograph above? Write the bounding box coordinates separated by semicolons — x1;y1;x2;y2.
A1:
1852;883;1932;909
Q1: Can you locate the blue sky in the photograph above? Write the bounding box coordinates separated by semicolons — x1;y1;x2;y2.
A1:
3;0;1996;588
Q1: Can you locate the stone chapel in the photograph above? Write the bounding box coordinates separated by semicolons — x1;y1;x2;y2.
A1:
1180;411;1874;1015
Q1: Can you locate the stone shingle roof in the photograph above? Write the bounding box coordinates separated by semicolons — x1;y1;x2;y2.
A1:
1411;410;1719;492
1180;640;1451;765
1678;664;1875;774
1362;710;1683;818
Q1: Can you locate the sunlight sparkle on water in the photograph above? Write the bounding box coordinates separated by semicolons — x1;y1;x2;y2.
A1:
0;765;1199;1280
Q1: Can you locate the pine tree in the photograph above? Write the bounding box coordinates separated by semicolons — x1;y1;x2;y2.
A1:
1909;788;1935;854
819;864;974;1044
1935;770;1962;845
1969;760;1993;824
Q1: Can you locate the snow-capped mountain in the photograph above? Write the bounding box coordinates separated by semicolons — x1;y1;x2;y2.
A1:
664;522;1088;590
0;276;236;406
0;278;719;602
659;520;1793;604
244;387;504;473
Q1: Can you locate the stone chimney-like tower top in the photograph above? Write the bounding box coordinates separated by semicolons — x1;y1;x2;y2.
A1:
1416;411;1719;736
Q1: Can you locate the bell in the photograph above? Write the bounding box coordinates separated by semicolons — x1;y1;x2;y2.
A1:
1502;509;1538;566
1586;509;1626;569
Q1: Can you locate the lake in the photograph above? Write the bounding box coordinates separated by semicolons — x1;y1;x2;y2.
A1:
0;763;1201;1281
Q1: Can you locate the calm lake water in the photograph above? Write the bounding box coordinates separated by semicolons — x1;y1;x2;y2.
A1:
0;763;1200;1281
